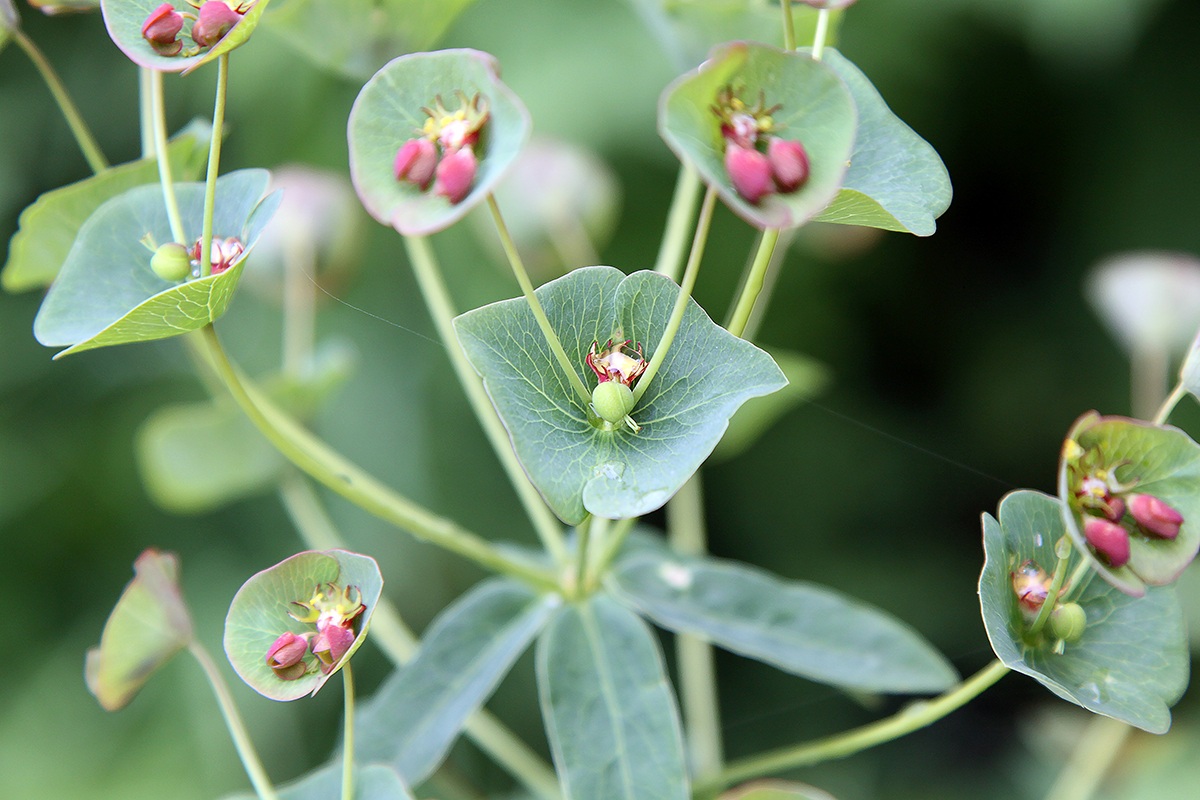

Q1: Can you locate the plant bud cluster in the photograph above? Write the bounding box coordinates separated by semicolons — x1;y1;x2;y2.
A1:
141;1;248;57
712;85;810;204
266;582;366;680
395;91;490;204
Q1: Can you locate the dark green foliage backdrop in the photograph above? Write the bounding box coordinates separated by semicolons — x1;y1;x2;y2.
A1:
3;1;1200;797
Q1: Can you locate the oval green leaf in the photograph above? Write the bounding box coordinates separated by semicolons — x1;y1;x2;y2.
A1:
356;579;558;785
33;169;280;358
979;489;1188;733
610;550;957;694
810;49;951;236
454;266;787;524
659;41;856;229
1058;412;1200;597
101;0;271;74
85;549;194;711
3;128;208;293
537;594;689;800
222;763;414;800
224;549;383;701
348;48;530;235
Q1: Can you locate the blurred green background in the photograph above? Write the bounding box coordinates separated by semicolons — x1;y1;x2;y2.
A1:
4;0;1200;798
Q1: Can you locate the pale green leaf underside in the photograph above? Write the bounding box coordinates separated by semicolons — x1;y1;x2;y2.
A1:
221;763;414;800
979;490;1188;733
266;0;476;80
33;169;279;357
101;0;272;74
537;594;688;800
224;550;383;701
659;41;857;230
355;579;558;786
454;266;787;524
812;49;951;236
348;48;529;235
611;551;957;693
3;132;207;292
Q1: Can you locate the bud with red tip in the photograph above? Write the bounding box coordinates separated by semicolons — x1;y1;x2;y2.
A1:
1128;494;1184;540
141;3;184;56
1084;517;1131;567
191;1;241;48
434;145;478;204
265;632;310;681
311;623;356;672
768;138;810;193
394;138;438;189
725;143;773;205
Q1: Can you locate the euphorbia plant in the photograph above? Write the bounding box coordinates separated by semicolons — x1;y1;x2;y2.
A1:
5;0;1200;798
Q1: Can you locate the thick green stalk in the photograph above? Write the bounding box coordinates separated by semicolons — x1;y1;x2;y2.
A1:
149;69;187;244
1027;538;1072;639
1154;382;1188;425
342;663;356;800
190;327;557;590
780;0;798;51
632;187;719;405
13;30;108;174
189;641;280;800
403;235;569;567
812;8;832;60
654;166;704;282
699;660;1010;793
1042;715;1130;800
587;516;637;586
200;54;230;277
725;230;781;338
139;68;155;160
487;195;592;405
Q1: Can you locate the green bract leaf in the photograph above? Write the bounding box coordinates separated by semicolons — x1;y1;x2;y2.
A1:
267;0;476;80
810;49;951;236
979;490;1188;733
224;550;382;701
712;347;827;462
454;266;787;524
222;763;414;800
348;49;530;235
610;550;957;694
85;549;194;711
33;169;280;358
101;0;272;74
659;41;856;229
1058;412;1200;597
3;130;207;293
356;579;558;786
537;594;688;800
721;781;838;800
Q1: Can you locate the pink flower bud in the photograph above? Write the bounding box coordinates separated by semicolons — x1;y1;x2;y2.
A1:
311;622;356;672
1128;494;1184;540
141;3;184;56
394;138;438;189
265;632;310;681
191;1;241;48
434;145;478;204
1084;517;1131;567
725;143;773;205
768;138;810;193
1104;496;1125;522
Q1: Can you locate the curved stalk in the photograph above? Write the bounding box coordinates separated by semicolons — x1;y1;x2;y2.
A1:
779;0;798;51
149;69;187;244
1153;382;1188;425
654;166;704;282
342;662;356;800
725;229;781;338
200;54;230;276
811;8;832;61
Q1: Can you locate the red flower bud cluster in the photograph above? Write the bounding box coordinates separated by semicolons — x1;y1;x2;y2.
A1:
141;1;249;58
394;91;490;205
189;235;245;276
1076;482;1184;569
712;85;810;205
266;582;366;681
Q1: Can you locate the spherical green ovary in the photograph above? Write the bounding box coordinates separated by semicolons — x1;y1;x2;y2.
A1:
151;243;192;282
1049;602;1087;643
592;381;635;425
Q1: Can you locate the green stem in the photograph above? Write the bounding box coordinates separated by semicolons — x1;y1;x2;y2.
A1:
200;54;230;277
139;68;155;160
1027;538;1072;639
13;29;109;174
812;8;832;60
487;194;592;405
587;516;637;585
725;230;781;338
632;187;719;405
1153;381;1188;425
699;660;1010;793
403;235;569;567
669;474;723;782
190;327;558;591
574;515;595;597
188;641;280;800
654;165;704;282
342;662;355;800
1042;715;1131;800
149;68;187;244
780;0;798;51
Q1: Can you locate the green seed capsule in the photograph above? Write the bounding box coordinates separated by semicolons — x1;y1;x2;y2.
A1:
591;381;635;425
1049;602;1087;643
151;242;192;282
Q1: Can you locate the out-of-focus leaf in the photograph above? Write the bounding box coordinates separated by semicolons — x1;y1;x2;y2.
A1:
0;0;19;51
221;763;414;800
721;781;838;800
1086;251;1200;358
26;0;99;13
713;348;827;461
85;549;194;711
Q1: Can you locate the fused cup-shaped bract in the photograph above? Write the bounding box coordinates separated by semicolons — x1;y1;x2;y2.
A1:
1084;517;1131;568
725;143;773;205
141;3;184;56
191;0;241;48
768;138;811;193
394;138;438;189
1128;494;1184;540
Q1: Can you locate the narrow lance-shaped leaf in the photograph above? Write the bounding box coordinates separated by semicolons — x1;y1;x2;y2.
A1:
610;550;957;694
979;489;1188;734
221;763;414;800
355;579;559;786
537;594;689;800
456;267;786;523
